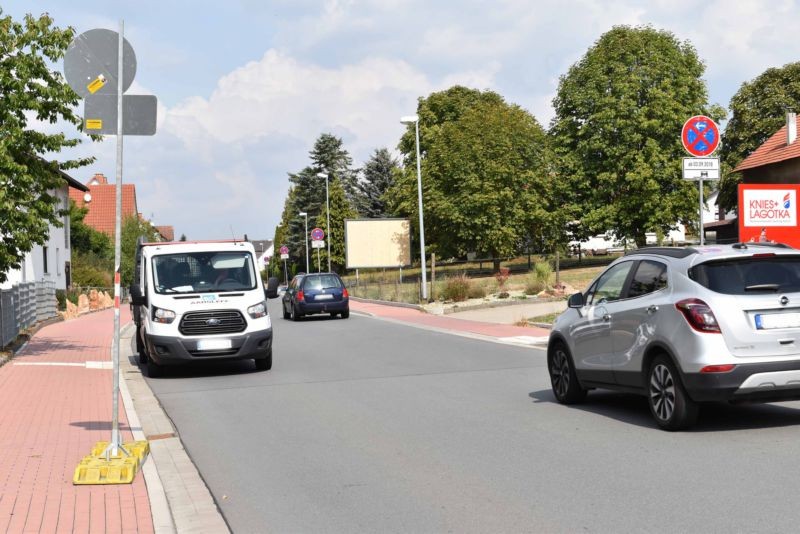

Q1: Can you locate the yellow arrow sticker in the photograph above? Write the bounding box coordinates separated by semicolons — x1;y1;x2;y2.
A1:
87;75;106;94
85;119;103;130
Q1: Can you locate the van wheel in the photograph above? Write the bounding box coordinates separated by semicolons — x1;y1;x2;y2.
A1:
146;358;161;378
255;350;272;371
136;331;147;364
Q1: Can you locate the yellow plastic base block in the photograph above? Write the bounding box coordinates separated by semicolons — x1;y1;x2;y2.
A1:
73;441;150;485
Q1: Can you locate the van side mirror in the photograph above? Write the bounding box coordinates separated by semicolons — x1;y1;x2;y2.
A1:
130;284;147;306
265;277;280;299
568;292;585;308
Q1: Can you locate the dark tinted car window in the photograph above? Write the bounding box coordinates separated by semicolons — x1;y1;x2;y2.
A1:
627;260;668;298
690;256;800;295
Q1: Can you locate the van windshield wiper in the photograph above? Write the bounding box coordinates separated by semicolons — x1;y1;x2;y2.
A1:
744;283;780;292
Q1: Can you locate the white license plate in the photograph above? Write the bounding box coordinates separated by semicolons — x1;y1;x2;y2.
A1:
315;294;333;300
197;339;232;351
755;312;800;330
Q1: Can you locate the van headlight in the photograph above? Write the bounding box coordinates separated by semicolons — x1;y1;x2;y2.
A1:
247;301;268;319
152;306;176;324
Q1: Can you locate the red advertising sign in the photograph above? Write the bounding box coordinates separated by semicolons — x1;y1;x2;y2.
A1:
738;184;800;248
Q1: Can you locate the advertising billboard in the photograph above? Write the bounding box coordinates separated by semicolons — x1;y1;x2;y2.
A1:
738;184;800;247
344;219;411;269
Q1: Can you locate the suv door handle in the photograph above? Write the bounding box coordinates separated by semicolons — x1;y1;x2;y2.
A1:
647;305;659;314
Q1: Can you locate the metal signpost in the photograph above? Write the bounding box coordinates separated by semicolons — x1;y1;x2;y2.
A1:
280;245;289;284
311;228;324;272
64;23;158;480
681;116;721;246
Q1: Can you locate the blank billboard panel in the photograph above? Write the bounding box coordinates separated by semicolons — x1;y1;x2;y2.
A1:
345;219;411;269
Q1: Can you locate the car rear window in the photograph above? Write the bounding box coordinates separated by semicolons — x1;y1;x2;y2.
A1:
303;274;342;290
690;256;800;295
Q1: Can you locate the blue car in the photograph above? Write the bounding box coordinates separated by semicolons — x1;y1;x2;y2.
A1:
281;273;350;320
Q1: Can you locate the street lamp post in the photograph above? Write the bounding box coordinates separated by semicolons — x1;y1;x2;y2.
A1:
298;212;309;273
400;114;427;300
316;172;331;272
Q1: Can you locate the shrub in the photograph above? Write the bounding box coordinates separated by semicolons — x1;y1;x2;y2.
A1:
442;274;471;302
467;282;487;299
525;261;553;295
56;290;67;311
494;267;510;291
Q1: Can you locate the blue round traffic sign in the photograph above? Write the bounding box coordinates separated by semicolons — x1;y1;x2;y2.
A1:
311;227;324;241
682;115;719;157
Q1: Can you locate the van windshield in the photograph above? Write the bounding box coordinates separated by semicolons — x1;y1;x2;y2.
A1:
152;251;257;294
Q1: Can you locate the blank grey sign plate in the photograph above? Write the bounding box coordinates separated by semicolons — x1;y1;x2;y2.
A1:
84;94;157;135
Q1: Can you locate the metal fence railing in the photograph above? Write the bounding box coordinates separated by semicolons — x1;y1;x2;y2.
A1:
0;280;57;349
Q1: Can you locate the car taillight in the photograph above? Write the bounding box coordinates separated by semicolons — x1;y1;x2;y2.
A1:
297;290;304;302
675;298;721;333
700;364;736;373
342;288;349;298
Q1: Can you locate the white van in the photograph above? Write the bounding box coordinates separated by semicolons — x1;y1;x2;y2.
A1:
130;239;279;377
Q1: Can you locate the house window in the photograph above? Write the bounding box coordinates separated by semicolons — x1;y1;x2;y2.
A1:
43;246;49;274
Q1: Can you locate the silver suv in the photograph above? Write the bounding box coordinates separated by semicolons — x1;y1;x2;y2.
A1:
548;243;800;430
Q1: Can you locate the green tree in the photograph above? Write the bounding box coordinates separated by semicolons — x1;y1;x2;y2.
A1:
120;216;159;287
718;62;800;210
179;233;187;241
69;200;112;258
316;178;358;272
550;25;725;246
359;148;399;218
0;11;95;283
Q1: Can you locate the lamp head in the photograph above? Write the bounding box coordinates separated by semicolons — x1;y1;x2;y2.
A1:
316;172;328;179
298;212;307;217
400;114;419;125
83;192;92;203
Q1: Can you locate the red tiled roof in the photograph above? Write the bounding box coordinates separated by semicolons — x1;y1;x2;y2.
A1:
734;116;800;172
69;173;138;237
155;225;175;241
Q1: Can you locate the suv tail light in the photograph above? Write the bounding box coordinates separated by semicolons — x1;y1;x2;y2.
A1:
343;288;349;298
675;298;721;333
297;290;305;302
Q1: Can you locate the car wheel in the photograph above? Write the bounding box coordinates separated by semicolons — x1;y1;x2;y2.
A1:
341;309;350;319
549;342;586;404
290;303;301;321
254;350;272;371
648;354;698;431
136;330;147;364
282;303;290;319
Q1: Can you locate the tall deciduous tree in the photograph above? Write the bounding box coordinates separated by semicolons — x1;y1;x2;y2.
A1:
390;90;553;271
0;11;95;283
718;62;800;211
359;148;398;218
550;25;724;246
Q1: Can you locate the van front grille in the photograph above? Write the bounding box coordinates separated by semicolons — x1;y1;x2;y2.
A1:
179;310;246;336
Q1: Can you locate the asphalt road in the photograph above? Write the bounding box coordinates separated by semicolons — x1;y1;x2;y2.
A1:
146;302;800;533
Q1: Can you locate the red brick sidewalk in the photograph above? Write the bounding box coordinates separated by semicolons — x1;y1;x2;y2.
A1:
350;300;551;339
0;308;153;533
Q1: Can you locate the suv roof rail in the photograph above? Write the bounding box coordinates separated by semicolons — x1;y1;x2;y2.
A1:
625;247;698;258
731;242;793;250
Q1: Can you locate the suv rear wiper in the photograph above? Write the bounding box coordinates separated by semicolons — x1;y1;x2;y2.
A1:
744;283;781;292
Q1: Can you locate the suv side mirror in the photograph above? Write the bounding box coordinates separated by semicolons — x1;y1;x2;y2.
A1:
568;292;585;308
130;284;147;306
265;277;280;299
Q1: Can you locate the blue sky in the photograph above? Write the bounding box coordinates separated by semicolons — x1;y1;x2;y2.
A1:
6;0;800;241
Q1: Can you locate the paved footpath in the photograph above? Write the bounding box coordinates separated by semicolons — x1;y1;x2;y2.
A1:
350;299;552;346
0;308;153;534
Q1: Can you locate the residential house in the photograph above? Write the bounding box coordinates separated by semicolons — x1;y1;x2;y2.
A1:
68;173;138;237
1;168;90;290
250;239;274;271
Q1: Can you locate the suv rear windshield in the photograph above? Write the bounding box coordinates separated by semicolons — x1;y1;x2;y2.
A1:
690;256;800;295
152;251;257;294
